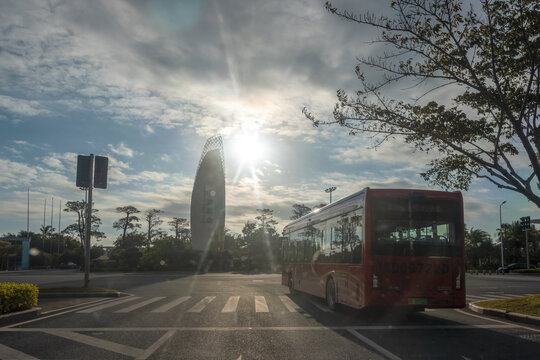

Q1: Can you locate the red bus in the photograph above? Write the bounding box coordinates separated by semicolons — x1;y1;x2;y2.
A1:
281;188;466;310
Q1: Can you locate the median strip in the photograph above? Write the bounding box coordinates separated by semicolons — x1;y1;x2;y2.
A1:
469;294;540;326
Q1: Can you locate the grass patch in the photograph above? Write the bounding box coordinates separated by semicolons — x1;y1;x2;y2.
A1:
475;295;540;317
39;287;118;293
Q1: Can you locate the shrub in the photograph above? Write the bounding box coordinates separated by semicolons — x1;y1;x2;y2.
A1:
514;268;540;274
0;283;39;314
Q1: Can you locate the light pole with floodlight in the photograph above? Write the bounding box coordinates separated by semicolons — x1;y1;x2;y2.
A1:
325;187;336;204
499;200;506;274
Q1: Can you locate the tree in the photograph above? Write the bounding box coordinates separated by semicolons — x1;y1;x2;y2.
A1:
306;0;540;206
40;225;54;236
144;209;163;250
63;200;104;246
291;204;311;220
113;206;141;242
465;228;497;269
168;217;191;245
255;208;278;235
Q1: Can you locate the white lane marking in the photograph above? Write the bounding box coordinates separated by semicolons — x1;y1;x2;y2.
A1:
454;309;540;333
78;296;140;313
0;324;520;333
485;294;521;299
310;300;332;313
3;297;127;328
254;296;269;313
187;296;216;313
151;296;191;313
135;329;176;360
252;280;264;282
278;296;300;312
424;309;436;312
43;330;143;357
0;343;39;360
347;329;402;360
222;296;240;313
466;295;491;300
41;298;112;315
116;297;165;313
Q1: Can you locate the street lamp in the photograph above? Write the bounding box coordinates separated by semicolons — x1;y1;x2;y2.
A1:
499;200;506;274
325;187;336;204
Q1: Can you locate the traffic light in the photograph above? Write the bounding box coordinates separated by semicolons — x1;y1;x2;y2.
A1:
520;216;531;231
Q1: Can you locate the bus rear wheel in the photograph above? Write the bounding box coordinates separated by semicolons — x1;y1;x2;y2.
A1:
326;278;337;310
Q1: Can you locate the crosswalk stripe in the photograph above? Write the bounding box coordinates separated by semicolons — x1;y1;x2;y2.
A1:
222;296;240;313
255;296;269;312
151;296;191;313
310;300;332;313
77;296;140;313
116;297;165;313
279;296;299;312
187;296;216;312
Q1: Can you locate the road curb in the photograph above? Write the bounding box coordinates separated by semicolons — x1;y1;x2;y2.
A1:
39;292;127;298
0;307;41;326
469;302;540;326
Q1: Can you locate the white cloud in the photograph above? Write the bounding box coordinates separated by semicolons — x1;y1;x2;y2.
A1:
108;142;139;158
0;95;49;117
0;159;38;189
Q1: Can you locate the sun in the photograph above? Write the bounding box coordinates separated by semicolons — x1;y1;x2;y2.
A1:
233;132;266;164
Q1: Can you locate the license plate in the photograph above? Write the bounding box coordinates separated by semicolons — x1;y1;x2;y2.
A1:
408;298;427;305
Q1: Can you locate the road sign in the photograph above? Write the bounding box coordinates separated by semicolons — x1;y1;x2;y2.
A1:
76;155;91;187
94;156;108;189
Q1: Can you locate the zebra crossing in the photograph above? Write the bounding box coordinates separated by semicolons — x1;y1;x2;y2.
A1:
75;294;333;315
466;293;533;303
72;293;533;315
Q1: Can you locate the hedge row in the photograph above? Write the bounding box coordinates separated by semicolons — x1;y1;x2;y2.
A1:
514;268;540;274
0;283;39;314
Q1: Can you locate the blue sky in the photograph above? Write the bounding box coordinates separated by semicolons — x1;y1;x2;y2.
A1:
0;0;537;245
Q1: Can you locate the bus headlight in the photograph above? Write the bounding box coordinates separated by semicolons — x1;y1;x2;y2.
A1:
372;274;379;288
455;274;461;289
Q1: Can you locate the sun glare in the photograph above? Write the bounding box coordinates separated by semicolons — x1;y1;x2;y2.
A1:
233;133;266;164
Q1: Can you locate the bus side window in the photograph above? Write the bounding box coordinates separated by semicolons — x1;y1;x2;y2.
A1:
351;215;363;264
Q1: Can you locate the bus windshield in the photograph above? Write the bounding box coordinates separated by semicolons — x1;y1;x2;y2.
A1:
371;196;462;257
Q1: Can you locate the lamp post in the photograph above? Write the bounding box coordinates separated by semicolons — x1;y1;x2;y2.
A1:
325;187;336;204
499;201;506;274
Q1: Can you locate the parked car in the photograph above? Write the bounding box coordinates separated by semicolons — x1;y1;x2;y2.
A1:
497;263;535;273
59;262;78;269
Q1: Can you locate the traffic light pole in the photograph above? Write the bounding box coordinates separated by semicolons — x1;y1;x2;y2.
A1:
525;229;530;270
84;154;94;288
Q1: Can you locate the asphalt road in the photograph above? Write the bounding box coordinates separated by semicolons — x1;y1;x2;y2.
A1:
1;271;539;359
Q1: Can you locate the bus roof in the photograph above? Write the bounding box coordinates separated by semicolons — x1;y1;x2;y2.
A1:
282;188;462;234
283;187;368;234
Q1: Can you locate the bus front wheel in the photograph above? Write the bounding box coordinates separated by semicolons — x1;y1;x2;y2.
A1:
326;278;337;310
288;273;295;294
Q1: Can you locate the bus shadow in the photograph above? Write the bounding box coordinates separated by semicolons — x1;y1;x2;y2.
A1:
285;292;540;359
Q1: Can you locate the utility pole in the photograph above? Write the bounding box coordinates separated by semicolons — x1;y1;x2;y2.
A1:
325;187;336;204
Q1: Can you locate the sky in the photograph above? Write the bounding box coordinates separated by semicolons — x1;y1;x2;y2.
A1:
0;0;537;245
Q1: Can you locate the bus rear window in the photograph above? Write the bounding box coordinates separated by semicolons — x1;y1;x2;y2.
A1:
371;197;462;257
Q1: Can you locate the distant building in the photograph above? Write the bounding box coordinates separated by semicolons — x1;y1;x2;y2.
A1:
190;136;226;252
0;237;29;270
